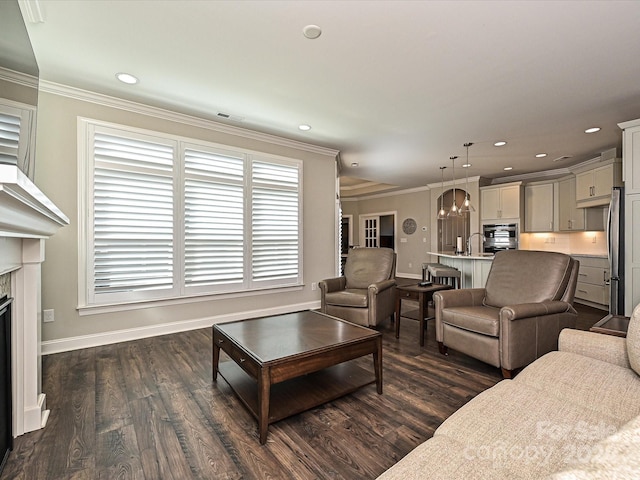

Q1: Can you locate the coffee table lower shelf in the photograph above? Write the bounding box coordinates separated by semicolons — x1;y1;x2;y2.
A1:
217;358;376;427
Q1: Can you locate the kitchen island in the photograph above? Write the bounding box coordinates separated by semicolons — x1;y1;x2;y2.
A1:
426;251;494;289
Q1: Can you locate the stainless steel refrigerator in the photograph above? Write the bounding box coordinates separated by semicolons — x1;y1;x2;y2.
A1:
607;187;624;316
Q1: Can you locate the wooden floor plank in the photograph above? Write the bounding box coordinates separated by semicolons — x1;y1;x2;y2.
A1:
1;302;602;479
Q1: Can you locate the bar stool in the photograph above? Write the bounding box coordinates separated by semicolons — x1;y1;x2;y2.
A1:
427;264;461;289
421;262;446;282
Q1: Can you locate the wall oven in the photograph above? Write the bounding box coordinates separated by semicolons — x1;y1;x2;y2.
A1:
483;223;518;254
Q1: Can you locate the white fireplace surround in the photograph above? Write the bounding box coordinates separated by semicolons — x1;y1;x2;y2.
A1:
0;164;69;437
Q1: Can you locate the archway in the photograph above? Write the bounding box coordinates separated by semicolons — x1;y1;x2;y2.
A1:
437;189;471;253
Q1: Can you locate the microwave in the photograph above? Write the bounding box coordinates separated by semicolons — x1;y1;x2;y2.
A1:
482;223;518;253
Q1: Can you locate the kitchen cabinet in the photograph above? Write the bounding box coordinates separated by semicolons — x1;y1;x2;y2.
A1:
575;161;622;208
524;182;554;232
557;176;605;231
619;117;640;316
480;182;522;222
573;255;609;308
621;121;640;194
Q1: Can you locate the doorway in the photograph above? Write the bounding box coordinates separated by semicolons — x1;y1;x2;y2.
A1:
360;213;395;249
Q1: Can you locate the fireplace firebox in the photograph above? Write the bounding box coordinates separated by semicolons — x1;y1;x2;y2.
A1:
0;295;12;473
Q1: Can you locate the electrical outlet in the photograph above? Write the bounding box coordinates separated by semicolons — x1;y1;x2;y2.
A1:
592;235;597;244
311;282;317;291
408;262;412;268
43;309;54;323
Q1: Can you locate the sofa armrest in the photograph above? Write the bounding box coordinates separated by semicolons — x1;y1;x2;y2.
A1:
319;276;346;294
368;278;396;295
501;300;574;321
559;328;630;368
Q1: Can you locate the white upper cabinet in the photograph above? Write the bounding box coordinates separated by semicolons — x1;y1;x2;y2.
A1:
525;183;554;232
481;182;522;222
573;157;622;208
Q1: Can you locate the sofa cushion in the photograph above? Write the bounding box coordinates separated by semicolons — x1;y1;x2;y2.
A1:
549;414;640;479
324;289;368;308
441;305;500;337
484;250;572;308
628;304;640;376
434;380;628;479
376;434;501;480
514;350;640;422
344;247;395;289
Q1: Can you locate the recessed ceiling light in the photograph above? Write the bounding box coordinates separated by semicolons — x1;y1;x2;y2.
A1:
303;25;322;39
535;153;547;158
585;127;601;134
494;141;507;147
503;166;513;171
298;124;311;131
116;72;138;85
351;162;359;167
462;163;472;168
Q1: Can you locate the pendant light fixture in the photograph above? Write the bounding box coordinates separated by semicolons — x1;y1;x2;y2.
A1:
460;142;475;213
448;156;460;217
437;166;447;219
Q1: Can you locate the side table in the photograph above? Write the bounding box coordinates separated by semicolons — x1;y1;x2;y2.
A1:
395;283;452;346
590;314;630;337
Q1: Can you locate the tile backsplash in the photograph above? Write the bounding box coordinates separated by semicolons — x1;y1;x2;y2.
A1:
520;231;607;256
0;273;10;298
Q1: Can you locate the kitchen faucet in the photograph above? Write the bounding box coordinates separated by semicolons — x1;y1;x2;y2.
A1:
467;232;485;256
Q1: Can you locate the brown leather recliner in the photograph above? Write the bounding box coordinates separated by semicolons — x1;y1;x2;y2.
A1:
319;247;396;328
434;250;579;378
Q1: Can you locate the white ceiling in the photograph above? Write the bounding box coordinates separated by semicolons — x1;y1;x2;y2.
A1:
20;0;640;191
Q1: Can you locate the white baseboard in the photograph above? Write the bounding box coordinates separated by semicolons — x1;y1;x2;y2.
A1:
41;300;321;355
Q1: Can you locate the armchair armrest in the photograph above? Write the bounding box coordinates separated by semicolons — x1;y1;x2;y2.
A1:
318;276;346;294
501;300;574;321
368;278;396;295
559;329;630;368
434;288;486;309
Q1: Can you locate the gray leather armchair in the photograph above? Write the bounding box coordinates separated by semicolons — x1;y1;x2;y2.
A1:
434;250;579;378
320;247;396;328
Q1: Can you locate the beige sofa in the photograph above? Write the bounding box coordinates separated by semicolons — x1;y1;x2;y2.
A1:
378;305;640;479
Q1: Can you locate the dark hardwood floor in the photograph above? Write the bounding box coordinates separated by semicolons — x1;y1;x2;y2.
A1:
1;297;606;480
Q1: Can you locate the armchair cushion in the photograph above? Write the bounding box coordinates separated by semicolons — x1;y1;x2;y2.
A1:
484;250;573;308
441;305;500;337
324;289;368;308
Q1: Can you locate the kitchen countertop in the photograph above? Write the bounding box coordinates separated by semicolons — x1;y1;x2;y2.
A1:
427;251;495;260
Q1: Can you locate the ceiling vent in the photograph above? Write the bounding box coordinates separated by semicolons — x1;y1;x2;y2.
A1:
216;112;244;122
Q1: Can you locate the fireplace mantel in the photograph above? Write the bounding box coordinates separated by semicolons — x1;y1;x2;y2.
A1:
0;164;69;436
0;164;68;239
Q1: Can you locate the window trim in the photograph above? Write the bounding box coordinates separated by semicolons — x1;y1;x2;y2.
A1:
78;117;303;310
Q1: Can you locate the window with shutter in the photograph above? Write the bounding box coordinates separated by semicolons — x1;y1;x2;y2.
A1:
0;102;35;173
251;159;301;286
90;129;176;304
184;145;245;292
80;119;303;308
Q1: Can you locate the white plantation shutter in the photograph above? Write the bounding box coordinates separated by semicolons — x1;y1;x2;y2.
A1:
92;131;176;300
0;110;20;164
184;146;245;290
251;159;300;284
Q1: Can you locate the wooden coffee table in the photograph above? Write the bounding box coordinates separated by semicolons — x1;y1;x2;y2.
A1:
395;283;452;345
212;310;382;444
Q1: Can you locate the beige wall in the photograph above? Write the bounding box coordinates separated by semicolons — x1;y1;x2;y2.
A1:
35;91;337;346
345;189;432;278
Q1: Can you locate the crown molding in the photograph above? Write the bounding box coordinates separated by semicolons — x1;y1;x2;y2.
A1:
490;168;572;185
0;67;38;88
38;80;340;158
